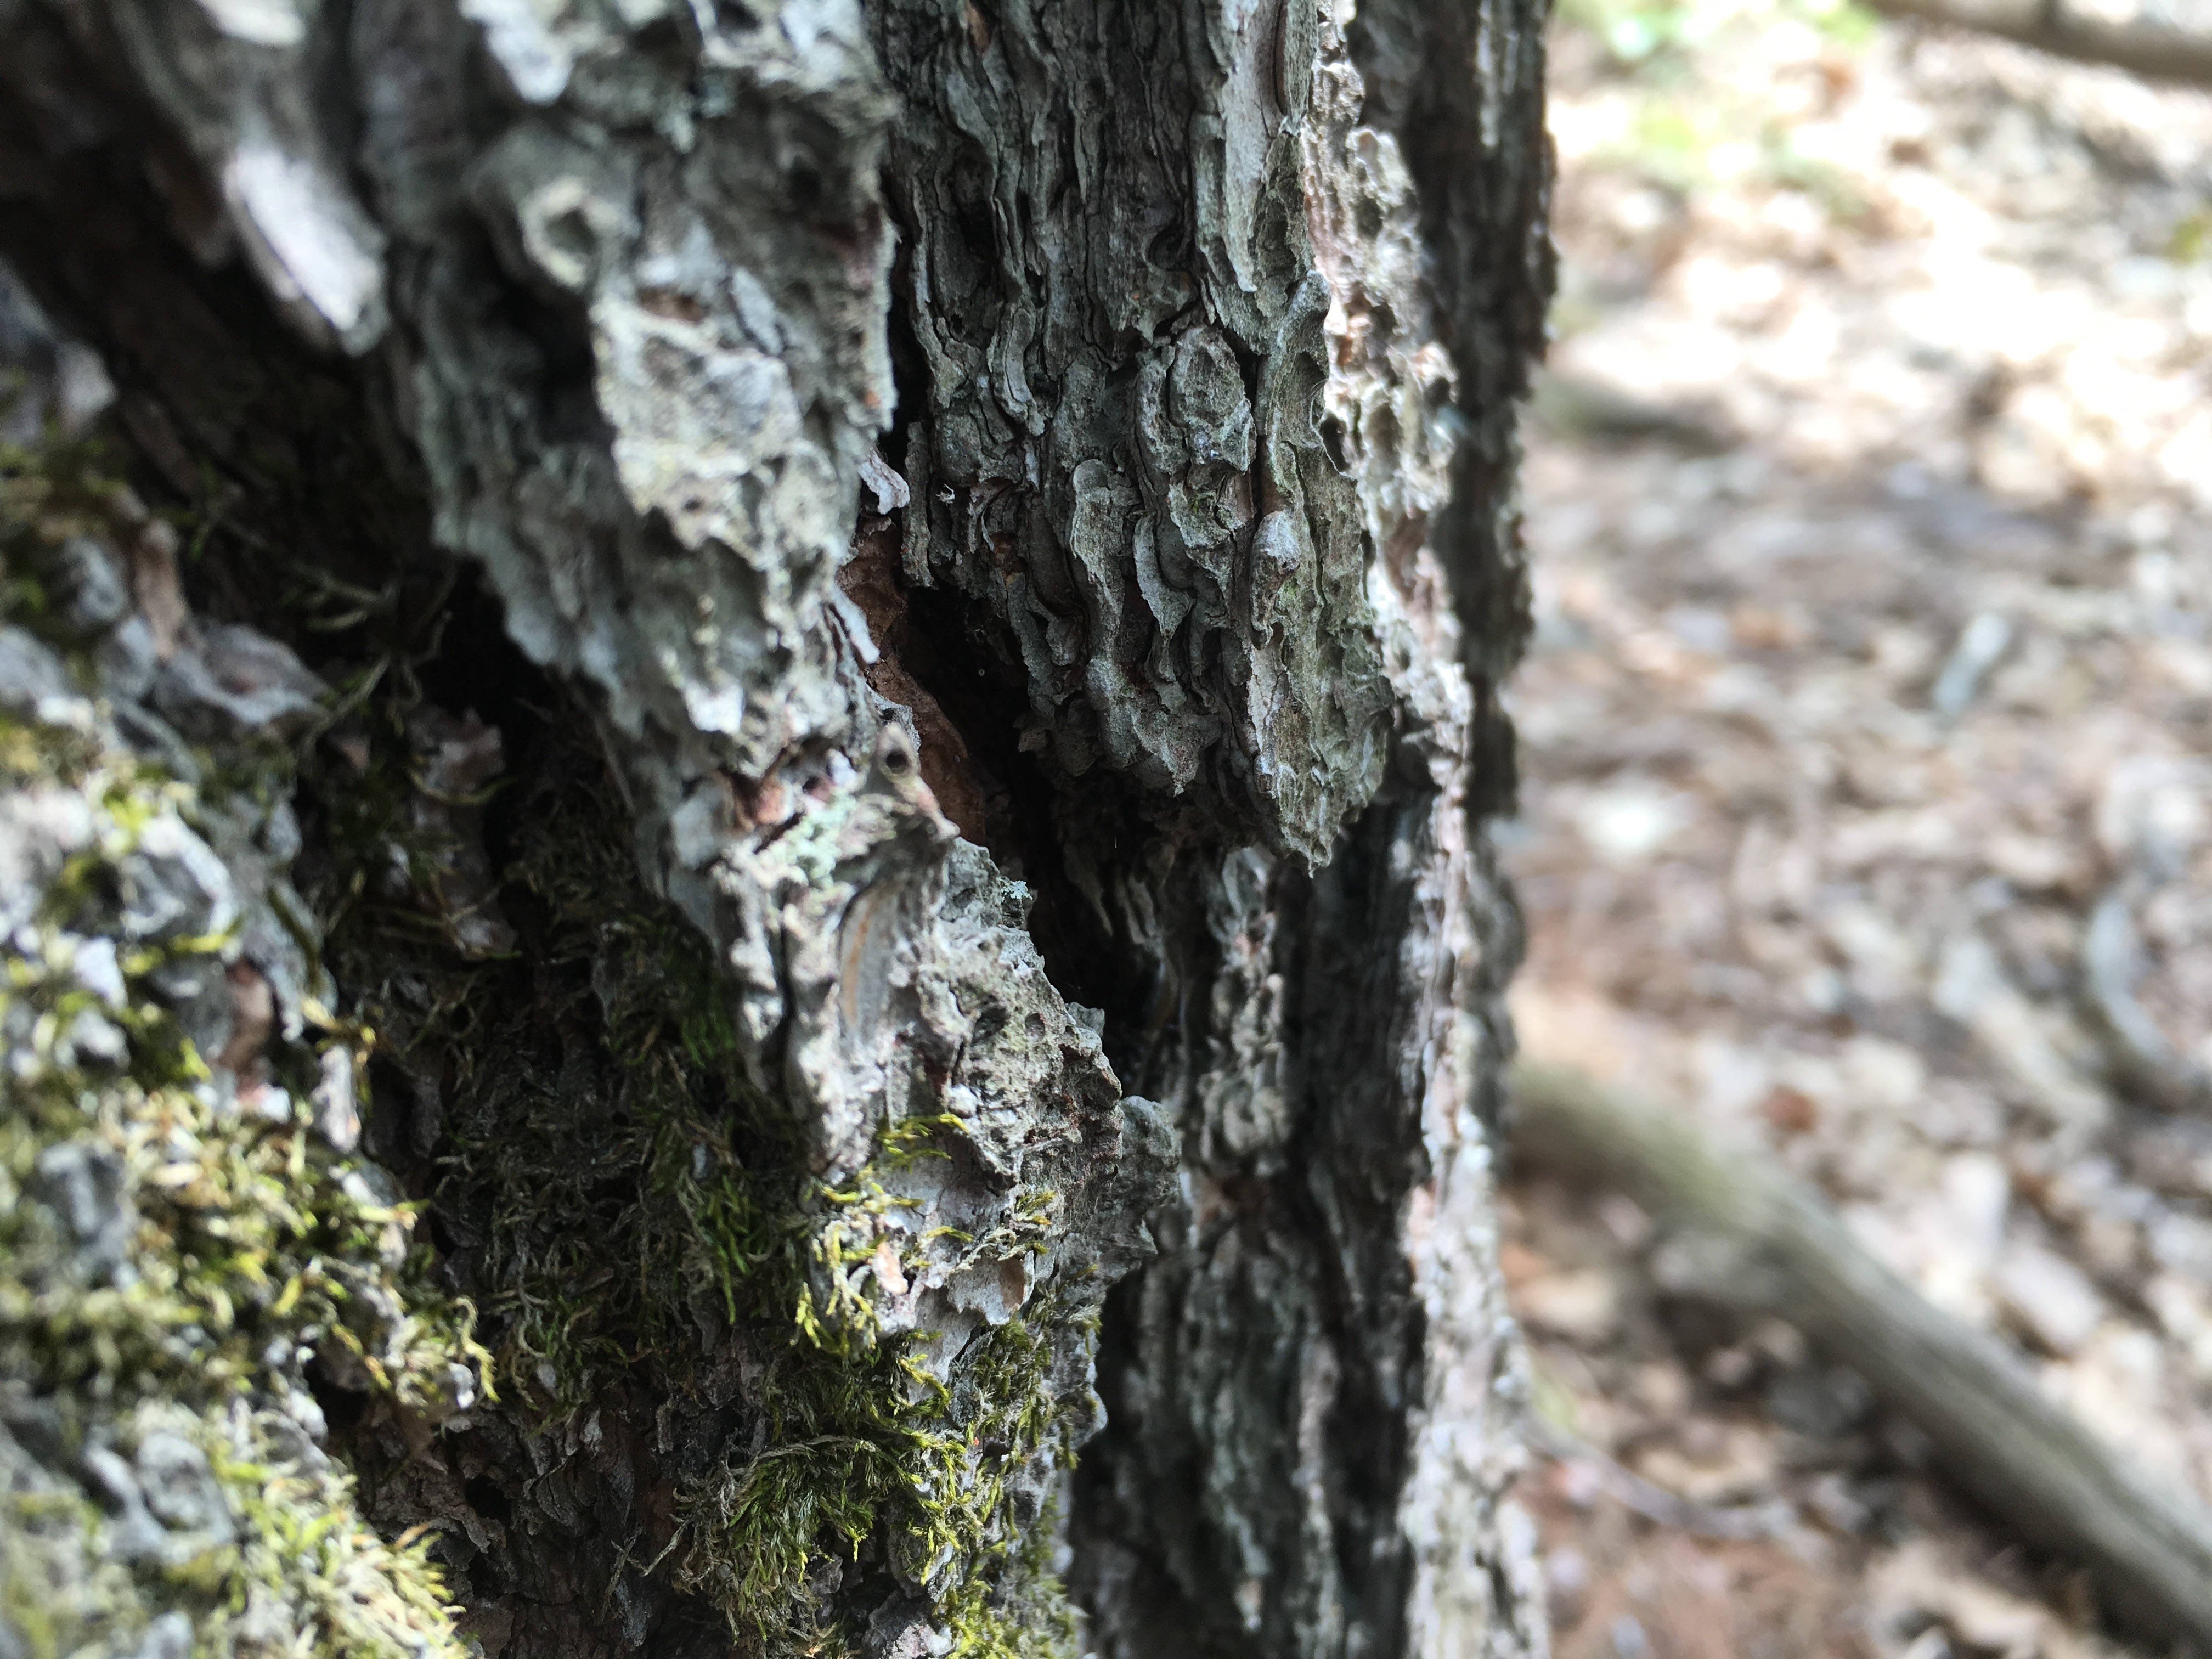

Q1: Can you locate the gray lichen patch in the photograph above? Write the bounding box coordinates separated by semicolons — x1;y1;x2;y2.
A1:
1;437;487;1659
342;0;895;785
103;0;392;353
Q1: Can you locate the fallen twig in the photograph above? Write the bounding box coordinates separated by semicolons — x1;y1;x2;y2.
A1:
1865;0;2212;89
1510;1058;2212;1655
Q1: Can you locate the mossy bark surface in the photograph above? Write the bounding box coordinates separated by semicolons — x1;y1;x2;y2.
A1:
0;0;1553;1654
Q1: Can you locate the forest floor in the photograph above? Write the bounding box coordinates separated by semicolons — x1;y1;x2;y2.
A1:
1500;6;2212;1655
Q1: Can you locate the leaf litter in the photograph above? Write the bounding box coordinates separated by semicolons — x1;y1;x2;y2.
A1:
1506;2;2212;1653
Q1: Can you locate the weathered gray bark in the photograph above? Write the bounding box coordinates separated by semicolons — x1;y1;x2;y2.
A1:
0;0;1552;1653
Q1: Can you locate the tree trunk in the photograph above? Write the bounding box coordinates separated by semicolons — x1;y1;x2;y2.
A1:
0;0;1553;1654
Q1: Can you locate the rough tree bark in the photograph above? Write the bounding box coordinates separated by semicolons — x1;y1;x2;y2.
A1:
0;0;1553;1655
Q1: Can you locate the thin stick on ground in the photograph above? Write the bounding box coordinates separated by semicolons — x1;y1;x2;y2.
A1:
1865;0;2212;88
1510;1058;2212;1656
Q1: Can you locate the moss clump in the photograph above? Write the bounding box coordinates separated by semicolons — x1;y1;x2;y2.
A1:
677;1294;1090;1659
673;1290;1087;1657
316;704;1090;1657
1;903;488;1416
1;436;486;1659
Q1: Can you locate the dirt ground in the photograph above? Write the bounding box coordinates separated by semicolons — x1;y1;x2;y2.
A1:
1502;5;2212;1654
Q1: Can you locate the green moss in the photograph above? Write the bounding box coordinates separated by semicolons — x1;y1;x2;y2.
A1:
671;1301;1085;1658
1;938;486;1412
312;708;1087;1657
1;441;484;1659
210;1405;468;1658
0;432;135;613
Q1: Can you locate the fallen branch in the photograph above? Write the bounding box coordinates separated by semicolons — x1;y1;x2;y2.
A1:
1510;1058;2212;1655
1864;0;2212;89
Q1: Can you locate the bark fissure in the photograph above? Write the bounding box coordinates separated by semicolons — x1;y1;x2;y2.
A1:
868;0;1551;1651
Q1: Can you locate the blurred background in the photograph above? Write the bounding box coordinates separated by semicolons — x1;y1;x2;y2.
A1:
1499;1;2212;1652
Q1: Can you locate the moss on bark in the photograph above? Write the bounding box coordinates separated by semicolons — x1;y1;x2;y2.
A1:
1;435;485;1659
302;666;1113;1657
